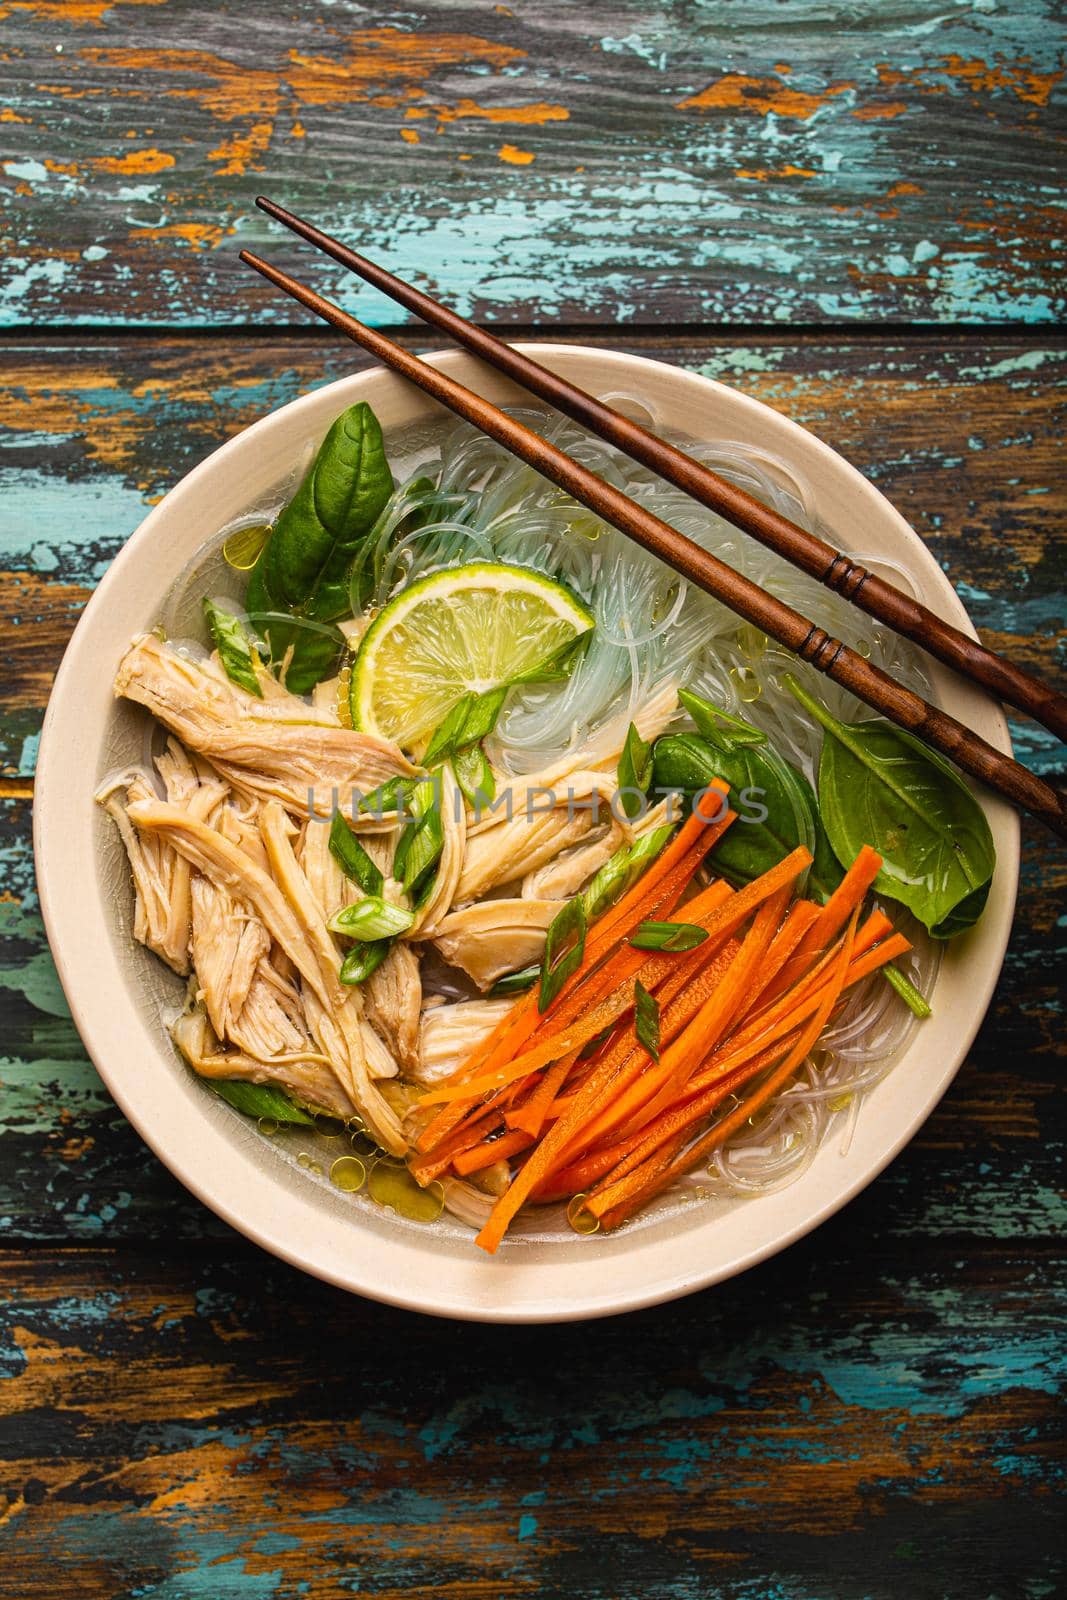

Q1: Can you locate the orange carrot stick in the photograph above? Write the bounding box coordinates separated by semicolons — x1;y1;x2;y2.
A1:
452;1129;534;1177
430;847;813;1108
594;910;861;1227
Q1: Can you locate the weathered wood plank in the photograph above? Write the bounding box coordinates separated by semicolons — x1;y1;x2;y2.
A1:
1;0;1063;327
0;332;1063;1250
0;1241;1062;1597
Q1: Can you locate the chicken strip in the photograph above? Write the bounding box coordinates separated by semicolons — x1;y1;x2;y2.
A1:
115;633;414;817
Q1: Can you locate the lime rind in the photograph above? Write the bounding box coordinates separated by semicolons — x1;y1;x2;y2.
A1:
350;561;594;749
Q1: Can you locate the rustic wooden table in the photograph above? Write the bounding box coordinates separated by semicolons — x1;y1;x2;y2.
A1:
1;4;1064;1596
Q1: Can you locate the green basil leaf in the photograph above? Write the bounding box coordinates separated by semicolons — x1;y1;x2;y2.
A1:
785;674;995;938
630;920;709;952
202;598;263;698
243;606;346;696
617;721;653;818
257;402;394;622
328;897;414;941
328;813;384;896
211;1079;315;1124
488;964;540;998
652;732;817;887
633;979;660;1061
453;744;495;809
678;687;767;747
539;896;587;1012
339;939;392;986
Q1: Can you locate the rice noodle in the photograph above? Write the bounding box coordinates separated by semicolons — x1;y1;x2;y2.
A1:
169;392;941;1217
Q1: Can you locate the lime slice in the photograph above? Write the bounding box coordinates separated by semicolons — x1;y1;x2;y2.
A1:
350;561;594;749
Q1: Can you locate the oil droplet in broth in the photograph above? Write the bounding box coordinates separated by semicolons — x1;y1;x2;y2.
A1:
566;1194;600;1235
330;1155;367;1193
257;1116;280;1137
313;1112;344;1140
367;1158;445;1222
222;522;272;571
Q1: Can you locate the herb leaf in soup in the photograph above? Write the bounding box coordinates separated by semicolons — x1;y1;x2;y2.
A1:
201;597;263;698
786;674;996;938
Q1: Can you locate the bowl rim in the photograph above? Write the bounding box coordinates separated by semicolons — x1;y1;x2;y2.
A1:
33;343;1020;1322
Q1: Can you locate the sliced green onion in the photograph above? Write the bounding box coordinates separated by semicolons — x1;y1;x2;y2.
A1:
634;979;661;1061
339;939;392;985
581;824;675;922
579;1023;614;1059
630;919;709;952
328;897;414;941
453;744;495;809
488;964;540;998
359;775;414;816
457;685;508;745
539;896;587;1012
509;631;591;685
678;687;766;747
328;813;384;896
883;962;932;1019
393;777;444;893
211;1079;314;1124
617;721;652;818
422;693;475;766
202;597;263;697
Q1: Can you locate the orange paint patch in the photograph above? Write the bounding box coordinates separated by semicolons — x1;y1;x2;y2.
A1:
430;98;569;126
285;30;524;110
887;181;924;197
400;127;419;144
290;120;306;138
44;158;79;175
852;100;908;120
0;0;165;21
133;220;228;251
0;107;30;123
877;55;1062;108
95;147;175;175
678;73;853;121
736;163;816;181
498;144;534;164
207;120;272;176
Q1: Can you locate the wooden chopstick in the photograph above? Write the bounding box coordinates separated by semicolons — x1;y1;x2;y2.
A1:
239;247;1067;840
254;195;1067;747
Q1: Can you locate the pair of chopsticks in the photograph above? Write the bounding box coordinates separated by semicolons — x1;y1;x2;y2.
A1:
241;198;1067;839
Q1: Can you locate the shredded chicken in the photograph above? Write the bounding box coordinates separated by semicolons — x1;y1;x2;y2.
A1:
115;634;414;816
415;997;514;1086
365;941;422;1070
430;898;563;991
172;1006;356;1120
455;804;596;904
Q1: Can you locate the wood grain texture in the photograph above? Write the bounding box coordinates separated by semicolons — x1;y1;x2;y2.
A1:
0;1235;1063;1600
1;0;1064;328
0;325;1064;1588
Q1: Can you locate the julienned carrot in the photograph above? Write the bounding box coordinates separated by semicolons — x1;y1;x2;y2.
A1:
414;790;733;1153
685;927;910;1098
630;887;791;1132
595;912;860;1229
452;1128;534;1177
505;1051;577;1139
528;1128;657;1201
765;845;882;1001
547;935;746;1160
408;1107;505;1183
428;847;814;1110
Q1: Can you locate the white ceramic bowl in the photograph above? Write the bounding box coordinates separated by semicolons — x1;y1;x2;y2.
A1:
34;346;1018;1321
